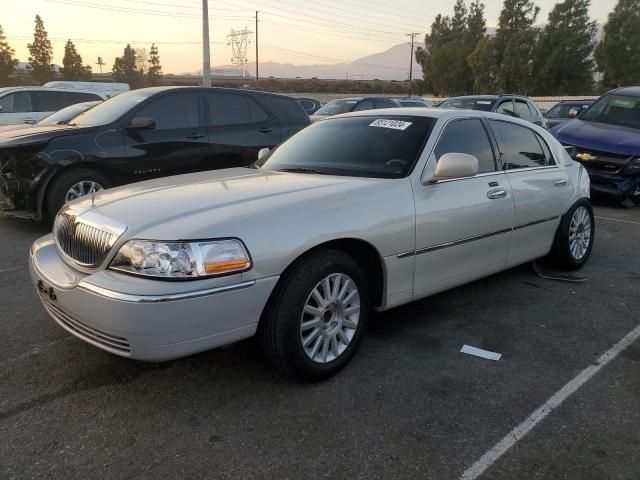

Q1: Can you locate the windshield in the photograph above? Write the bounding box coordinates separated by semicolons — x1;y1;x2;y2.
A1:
69;90;155;127
440;97;495;111
258;115;435;179
581;94;640;129
315;99;359;116
546;103;590;119
38;102;99;126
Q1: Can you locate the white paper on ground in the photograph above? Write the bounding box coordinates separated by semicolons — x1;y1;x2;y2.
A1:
460;345;502;361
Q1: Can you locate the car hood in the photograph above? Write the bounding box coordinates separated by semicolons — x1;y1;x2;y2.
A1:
552;119;640;157
68;167;387;239
0;124;94;147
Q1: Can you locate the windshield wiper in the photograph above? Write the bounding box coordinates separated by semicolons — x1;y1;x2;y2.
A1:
277;167;327;175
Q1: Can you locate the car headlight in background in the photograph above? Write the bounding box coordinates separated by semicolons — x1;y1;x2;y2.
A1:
110;239;251;279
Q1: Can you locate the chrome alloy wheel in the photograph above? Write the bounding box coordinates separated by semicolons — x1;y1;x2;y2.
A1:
569;206;592;260
300;273;360;364
64;181;104;203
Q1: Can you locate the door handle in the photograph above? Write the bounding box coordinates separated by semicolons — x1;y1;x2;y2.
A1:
487;188;508;200
23;119;37;124
258;127;273;133
553;179;567;187
186;133;204;139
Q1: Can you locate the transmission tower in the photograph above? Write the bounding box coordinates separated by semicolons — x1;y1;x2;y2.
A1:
227;28;253;77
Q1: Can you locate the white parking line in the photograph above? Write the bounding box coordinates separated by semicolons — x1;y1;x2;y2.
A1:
595;216;640;226
459;323;640;480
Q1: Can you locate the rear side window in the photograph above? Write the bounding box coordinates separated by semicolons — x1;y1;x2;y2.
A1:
491;120;549;169
71;92;102;103
206;92;268;126
434;118;496;173
0;92;33;113
496;100;515;117
33;91;80;112
258;95;309;123
135;93;199;130
374;99;396;108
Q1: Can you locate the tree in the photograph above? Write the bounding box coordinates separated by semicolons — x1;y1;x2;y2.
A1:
112;44;143;87
415;0;488;96
27;15;54;84
61;39;92;80
0;25;18;86
533;0;596;95
147;43;162;85
595;0;640;89
468;36;498;93
494;0;540;93
134;48;148;74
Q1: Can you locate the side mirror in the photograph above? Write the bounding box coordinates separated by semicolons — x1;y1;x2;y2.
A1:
568;108;580;118
126;117;156;130
257;147;271;161
422;153;479;184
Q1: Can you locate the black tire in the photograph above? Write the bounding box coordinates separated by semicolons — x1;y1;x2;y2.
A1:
547;198;595;271
45;168;112;221
258;249;370;381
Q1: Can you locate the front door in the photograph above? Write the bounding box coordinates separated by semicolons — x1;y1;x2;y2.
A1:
123;91;208;181
412;118;515;299
488;119;570;266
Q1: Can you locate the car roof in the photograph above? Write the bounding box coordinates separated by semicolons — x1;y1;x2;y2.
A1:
609;86;640;97
131;85;299;100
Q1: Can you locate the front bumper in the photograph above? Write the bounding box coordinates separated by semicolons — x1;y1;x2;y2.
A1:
586;170;640;201
29;235;279;361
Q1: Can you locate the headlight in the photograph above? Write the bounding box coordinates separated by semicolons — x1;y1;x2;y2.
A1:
110;239;251;279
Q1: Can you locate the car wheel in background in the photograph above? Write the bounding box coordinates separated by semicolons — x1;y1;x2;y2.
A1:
45;168;112;221
547;198;595;271
259;249;370;381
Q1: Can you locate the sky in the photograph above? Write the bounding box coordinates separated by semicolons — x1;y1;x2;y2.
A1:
4;0;617;74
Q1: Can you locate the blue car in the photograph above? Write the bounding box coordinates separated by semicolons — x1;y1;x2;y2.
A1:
551;87;640;207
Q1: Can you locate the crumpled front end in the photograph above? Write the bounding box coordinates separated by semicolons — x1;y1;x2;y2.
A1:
0;146;52;214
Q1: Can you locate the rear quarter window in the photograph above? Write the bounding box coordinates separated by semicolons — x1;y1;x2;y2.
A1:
258;95;309;123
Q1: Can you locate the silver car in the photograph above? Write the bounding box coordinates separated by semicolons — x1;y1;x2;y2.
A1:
29;109;594;380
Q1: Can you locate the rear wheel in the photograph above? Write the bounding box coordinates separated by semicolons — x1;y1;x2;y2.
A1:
45;168;111;221
259;249;370;381
547;199;594;270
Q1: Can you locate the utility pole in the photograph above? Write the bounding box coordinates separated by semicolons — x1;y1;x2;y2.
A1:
95;57;105;74
202;0;211;87
407;33;420;98
255;11;259;87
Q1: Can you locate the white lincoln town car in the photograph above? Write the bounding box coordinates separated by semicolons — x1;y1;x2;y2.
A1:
29;109;594;380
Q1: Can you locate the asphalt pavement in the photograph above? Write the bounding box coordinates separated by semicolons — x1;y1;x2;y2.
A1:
0;204;638;479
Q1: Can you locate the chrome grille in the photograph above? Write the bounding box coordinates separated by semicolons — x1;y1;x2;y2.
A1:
54;210;123;268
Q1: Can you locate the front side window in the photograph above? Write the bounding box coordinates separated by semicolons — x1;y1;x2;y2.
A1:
434;119;496;173
0;92;33;113
352;100;374;111
70;89;155;127
259;115;435;178
496;100;516;117
581;94;640;129
491;120;549;169
135;93;199;130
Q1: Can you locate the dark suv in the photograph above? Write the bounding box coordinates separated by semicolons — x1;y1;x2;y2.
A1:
0;86;310;220
439;95;548;128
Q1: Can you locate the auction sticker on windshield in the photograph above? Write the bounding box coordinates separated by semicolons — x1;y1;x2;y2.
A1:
369;119;412;130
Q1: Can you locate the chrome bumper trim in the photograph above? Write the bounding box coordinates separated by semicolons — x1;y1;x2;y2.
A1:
77;280;256;303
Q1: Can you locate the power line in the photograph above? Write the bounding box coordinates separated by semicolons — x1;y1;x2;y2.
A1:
7;35;226;45
261;19;401;43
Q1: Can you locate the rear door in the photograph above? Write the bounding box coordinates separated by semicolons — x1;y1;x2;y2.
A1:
412;117;515;298
488;119;570;266
204;91;281;169
122;90;209;180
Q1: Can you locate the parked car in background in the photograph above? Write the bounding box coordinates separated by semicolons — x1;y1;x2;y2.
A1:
0;87;310;220
0;87;107;126
310;97;401;122
439;95;548;128
29;109;593;380
0;101;101;133
551;87;640;207
395;98;434;108
43;81;129;98
297;97;321;115
545;100;593;129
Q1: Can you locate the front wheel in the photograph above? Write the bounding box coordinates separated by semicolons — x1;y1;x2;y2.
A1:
259;249;370;381
45;168;112;221
547;199;595;270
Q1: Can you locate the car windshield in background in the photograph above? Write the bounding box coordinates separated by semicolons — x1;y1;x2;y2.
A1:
546;103;590;119
581;94;640;129
314;99;358;116
441;97;495;111
259;115;435;179
69;90;155;127
38;102;99;125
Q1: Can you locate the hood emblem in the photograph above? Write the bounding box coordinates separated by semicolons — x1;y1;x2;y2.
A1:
576;153;597;161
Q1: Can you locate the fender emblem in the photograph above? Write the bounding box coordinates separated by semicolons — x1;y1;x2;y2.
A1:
576;153;597;161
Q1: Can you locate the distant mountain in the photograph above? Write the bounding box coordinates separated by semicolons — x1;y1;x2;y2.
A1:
197;42;425;81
